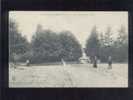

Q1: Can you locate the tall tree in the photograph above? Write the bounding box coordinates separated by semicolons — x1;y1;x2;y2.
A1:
114;25;128;62
98;25;128;62
117;25;128;46
85;26;100;60
102;26;113;46
9;19;29;62
99;26;114;62
99;32;104;47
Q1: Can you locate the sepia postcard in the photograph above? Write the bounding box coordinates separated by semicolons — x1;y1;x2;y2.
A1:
9;11;128;87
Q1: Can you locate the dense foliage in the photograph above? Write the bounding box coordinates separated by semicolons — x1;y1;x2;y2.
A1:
59;31;82;61
31;29;62;63
9;19;128;64
85;26;100;61
9;19;29;62
30;25;82;63
86;26;128;63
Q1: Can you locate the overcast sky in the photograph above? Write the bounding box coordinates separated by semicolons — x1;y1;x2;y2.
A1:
9;11;128;47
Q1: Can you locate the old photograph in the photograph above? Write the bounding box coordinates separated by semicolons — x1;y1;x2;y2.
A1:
9;11;128;87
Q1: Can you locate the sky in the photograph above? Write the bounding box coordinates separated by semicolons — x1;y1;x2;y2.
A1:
9;11;128;47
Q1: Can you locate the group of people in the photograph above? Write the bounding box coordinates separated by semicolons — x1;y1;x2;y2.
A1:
93;56;112;69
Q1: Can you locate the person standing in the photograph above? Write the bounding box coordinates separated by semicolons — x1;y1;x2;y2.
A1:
108;56;112;69
26;59;30;66
61;58;66;66
93;56;97;68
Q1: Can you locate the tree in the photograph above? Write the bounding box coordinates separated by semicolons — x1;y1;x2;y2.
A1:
99;32;104;48
102;26;113;46
9;19;29;62
31;25;63;63
98;25;128;62
117;25;128;47
36;24;43;34
59;31;82;61
114;25;128;62
99;26;114;62
85;26;100;61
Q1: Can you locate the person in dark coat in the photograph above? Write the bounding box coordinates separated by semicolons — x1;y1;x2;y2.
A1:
108;56;112;69
93;56;97;68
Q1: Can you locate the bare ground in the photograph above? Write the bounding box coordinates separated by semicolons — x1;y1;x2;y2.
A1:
9;63;128;87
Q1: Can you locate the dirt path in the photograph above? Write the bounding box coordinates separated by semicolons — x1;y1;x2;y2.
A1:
9;64;128;87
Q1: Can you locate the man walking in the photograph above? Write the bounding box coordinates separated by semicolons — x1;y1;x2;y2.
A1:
108;56;112;69
93;56;97;68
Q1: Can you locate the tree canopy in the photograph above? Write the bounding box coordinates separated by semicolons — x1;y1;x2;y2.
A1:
85;26;100;60
30;25;82;63
9;19;29;62
59;31;82;61
9;21;128;64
